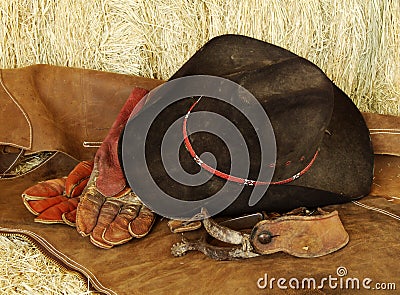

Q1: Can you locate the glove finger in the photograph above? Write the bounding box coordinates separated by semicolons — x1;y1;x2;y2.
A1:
128;206;156;238
22;177;66;200
34;197;79;224
89;199;122;249
102;204;140;245
68;178;89;198
65;161;94;197
23;195;68;215
76;189;105;236
62;209;77;227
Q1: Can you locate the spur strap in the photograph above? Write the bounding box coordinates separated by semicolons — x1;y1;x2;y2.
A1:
171;208;349;260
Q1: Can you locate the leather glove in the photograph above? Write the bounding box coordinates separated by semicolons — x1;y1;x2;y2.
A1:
21;160;93;226
76;87;156;249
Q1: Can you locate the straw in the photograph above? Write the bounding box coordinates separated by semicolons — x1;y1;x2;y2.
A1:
0;235;99;294
0;0;398;114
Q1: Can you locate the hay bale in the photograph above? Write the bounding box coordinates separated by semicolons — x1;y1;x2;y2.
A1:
0;235;98;294
0;0;398;114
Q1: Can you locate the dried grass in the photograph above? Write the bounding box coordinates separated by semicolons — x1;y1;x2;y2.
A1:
0;235;98;294
2;152;54;178
0;0;398;114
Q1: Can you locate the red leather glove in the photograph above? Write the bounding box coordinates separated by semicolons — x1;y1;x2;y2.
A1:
22;87;155;249
76;88;156;249
22;161;93;226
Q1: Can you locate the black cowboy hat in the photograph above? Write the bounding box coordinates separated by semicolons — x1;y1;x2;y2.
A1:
122;34;374;217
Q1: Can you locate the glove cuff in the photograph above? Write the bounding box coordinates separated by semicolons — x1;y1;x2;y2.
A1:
95;87;149;197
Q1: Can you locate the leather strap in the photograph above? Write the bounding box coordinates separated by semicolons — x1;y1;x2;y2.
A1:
250;210;349;258
362;112;400;157
171;208;349;260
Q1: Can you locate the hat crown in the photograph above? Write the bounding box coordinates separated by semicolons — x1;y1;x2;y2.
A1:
171;35;334;181
123;34;373;216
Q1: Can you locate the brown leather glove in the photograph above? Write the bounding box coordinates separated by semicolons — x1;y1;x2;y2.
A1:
77;186;155;248
76;87;156;249
22;161;93;226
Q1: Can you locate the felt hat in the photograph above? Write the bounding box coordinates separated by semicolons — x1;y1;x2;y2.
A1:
122;34;374;217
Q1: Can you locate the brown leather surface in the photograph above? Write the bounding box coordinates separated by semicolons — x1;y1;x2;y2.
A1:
1;152;399;294
0;65;163;160
0;148;21;174
0;65;398;294
363;112;400;156
369;151;400;200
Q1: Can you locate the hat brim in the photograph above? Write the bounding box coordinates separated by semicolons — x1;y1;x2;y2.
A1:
222;83;374;215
